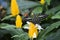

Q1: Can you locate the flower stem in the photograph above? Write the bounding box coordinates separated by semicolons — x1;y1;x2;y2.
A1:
30;38;33;40
46;5;48;11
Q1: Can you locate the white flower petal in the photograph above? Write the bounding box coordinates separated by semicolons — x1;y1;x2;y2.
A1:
26;21;30;24
35;24;43;30
33;33;37;38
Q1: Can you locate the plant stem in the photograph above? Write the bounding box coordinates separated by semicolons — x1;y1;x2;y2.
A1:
46;5;48;11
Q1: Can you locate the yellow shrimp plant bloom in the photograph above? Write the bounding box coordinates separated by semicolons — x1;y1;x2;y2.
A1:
27;22;38;39
40;0;45;5
11;0;19;16
16;15;22;28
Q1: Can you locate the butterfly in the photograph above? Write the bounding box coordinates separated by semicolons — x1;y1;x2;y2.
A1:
23;14;48;24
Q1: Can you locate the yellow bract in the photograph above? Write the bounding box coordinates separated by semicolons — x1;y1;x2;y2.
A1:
40;0;45;5
11;0;19;16
16;15;22;28
28;22;38;38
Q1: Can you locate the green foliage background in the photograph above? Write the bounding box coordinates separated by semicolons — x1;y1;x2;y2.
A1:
0;0;60;40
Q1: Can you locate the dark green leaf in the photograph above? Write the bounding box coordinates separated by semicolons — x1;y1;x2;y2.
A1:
37;21;60;40
31;7;43;15
45;0;51;5
52;11;60;19
17;0;40;10
46;29;60;40
0;23;29;40
45;5;60;15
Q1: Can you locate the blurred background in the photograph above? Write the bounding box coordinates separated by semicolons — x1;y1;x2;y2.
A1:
0;0;60;40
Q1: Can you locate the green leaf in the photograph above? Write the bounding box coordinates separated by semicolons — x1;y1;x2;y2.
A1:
45;0;51;5
23;24;29;27
17;0;40;10
0;23;29;40
37;21;60;40
52;11;60;19
31;7;43;15
45;5;60;15
46;29;60;40
1;15;12;21
0;29;10;38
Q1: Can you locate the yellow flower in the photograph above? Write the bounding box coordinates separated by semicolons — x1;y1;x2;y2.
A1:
27;22;38;38
16;15;22;28
40;0;45;5
11;0;19;16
